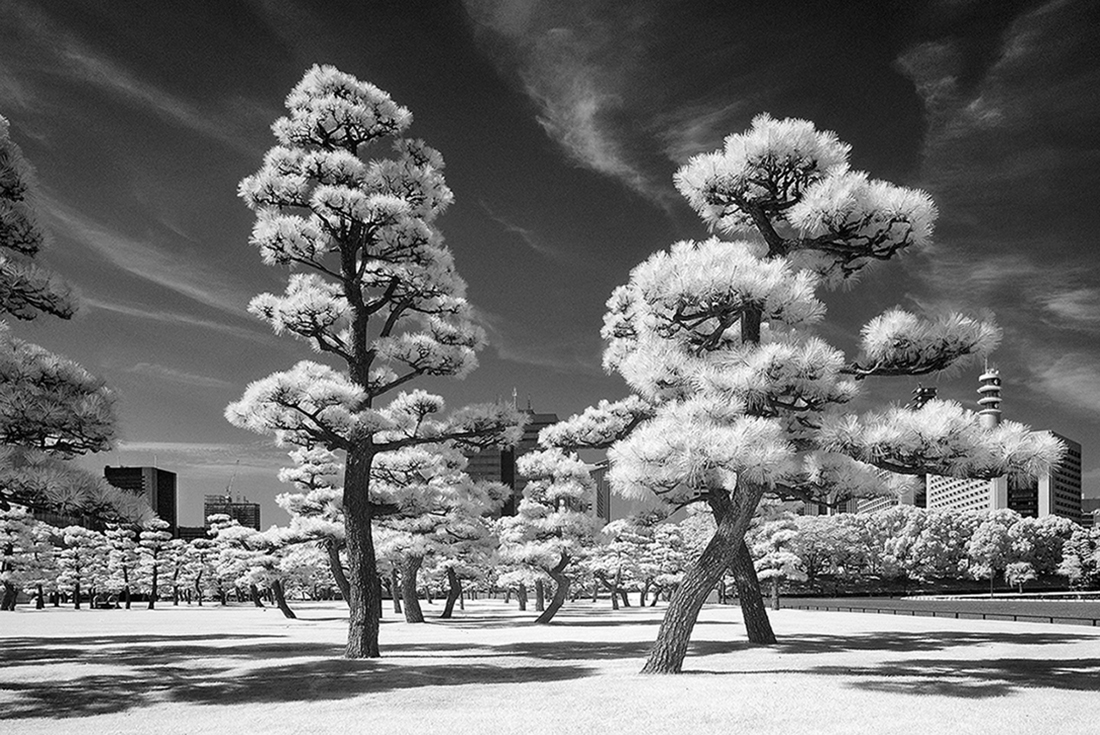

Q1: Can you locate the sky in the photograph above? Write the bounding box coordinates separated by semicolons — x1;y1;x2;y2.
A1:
2;0;1098;527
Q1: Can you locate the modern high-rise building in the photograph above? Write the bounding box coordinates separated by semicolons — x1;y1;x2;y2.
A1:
203;494;261;530
924;370;1082;521
103;466;178;533
590;461;612;525
463;407;558;516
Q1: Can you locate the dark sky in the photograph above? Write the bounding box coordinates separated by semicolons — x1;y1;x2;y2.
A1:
3;0;1098;527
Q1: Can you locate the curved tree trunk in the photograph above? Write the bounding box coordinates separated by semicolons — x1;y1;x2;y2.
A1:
401;555;424;623
249;583;263;608
324;539;351;605
517;583;528;611
272;579;297;619
344;450;382;658
390;568;402;614
441;567;462;619
642;487;763;674
535;555;571;624
535;579;545;612
729;540;776;644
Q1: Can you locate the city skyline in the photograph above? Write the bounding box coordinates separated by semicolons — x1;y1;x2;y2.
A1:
2;1;1097;527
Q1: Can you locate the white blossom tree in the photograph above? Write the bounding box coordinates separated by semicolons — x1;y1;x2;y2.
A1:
225;65;522;658
1059;527;1100;590
598;114;1062;673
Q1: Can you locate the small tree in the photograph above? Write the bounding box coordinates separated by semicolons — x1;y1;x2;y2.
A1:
1058;527;1100;591
226;65;522;658
57;526;107;609
104;522;140;609
0;506;33;609
498;449;599;624
751;511;804;609
137;519;173;609
967;511;1019;597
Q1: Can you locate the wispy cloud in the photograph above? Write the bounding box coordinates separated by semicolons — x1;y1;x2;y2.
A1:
1040;288;1100;332
125;362;236;390
464;0;675;206
474;305;604;375
6;2;267;154
1032;354;1100;415
83;297;274;344
43;196;253;318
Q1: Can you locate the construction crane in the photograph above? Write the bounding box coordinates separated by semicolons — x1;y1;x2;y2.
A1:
225;459;240;502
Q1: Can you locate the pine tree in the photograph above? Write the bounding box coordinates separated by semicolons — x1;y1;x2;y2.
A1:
0;506;33;609
137;519;173;609
104;522;140;609
57;526;108;609
596;114;1062;673
225;65;522;658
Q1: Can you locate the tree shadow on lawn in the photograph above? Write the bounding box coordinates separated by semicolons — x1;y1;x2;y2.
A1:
0;635;340;666
692;657;1100;699
0;659;594;720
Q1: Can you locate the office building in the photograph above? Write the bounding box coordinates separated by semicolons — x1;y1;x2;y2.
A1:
203;494;261;530
925;370;1082;521
104;466;178;534
464;407;558;516
590;461;612;524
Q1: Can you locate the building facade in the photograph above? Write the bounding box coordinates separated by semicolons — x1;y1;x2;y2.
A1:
463;409;559;516
103;466;178;534
203;495;261;530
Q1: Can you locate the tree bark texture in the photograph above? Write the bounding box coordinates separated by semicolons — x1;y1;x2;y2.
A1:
641;487;764;674
343;449;382;658
517;583;527;611
0;581;15;610
535;556;571;624
272;579;297;619
401;555;425;623
729;540;776;644
390;568;402;614
441;567;462;619
324;539;351;605
535;579;545;612
249;583;263;608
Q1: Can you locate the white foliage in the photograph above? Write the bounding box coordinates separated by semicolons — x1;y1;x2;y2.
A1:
854;308;1001;377
674;113;850;234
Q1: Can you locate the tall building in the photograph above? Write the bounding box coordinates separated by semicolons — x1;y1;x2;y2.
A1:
203;494;261;530
104;466;178;534
463;407;558;516
590;461;612;525
925;370;1082;521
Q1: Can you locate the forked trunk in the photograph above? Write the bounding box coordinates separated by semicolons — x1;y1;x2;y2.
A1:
390;568;402;614
642;487;762;674
343;450;382;658
729;540;776;644
441;567;462;618
272;579;297;619
324;539;351;605
535;579;545;611
535;555;571;624
402;555;425;623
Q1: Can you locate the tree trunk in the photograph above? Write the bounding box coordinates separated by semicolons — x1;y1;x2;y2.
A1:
640;580;650;608
324;539;351;606
0;581;16;610
441;567;462;619
123;584;132;610
272;579;297;619
249;583;263;608
649;587;660;606
642;487;762;674
517;583;528;611
535;579;545;611
771;579;780;611
535;555;571;624
73;580;81;609
36;584;44;609
390;568;402;614
401;555;424;623
729;540;776;644
343;449;382;658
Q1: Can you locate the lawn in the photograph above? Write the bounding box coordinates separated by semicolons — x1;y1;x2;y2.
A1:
2;598;1098;734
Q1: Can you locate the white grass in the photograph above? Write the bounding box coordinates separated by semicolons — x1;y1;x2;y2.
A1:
2;599;1098;734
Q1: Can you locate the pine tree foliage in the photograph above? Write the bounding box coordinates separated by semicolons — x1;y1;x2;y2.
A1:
226;67;523;655
57;525;108;608
591;114;1065;673
0;115;73;320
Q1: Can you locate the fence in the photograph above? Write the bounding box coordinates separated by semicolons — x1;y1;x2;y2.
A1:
781;602;1100;627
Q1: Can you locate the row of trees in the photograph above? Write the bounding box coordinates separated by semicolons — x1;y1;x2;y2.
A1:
748;506;1098;600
